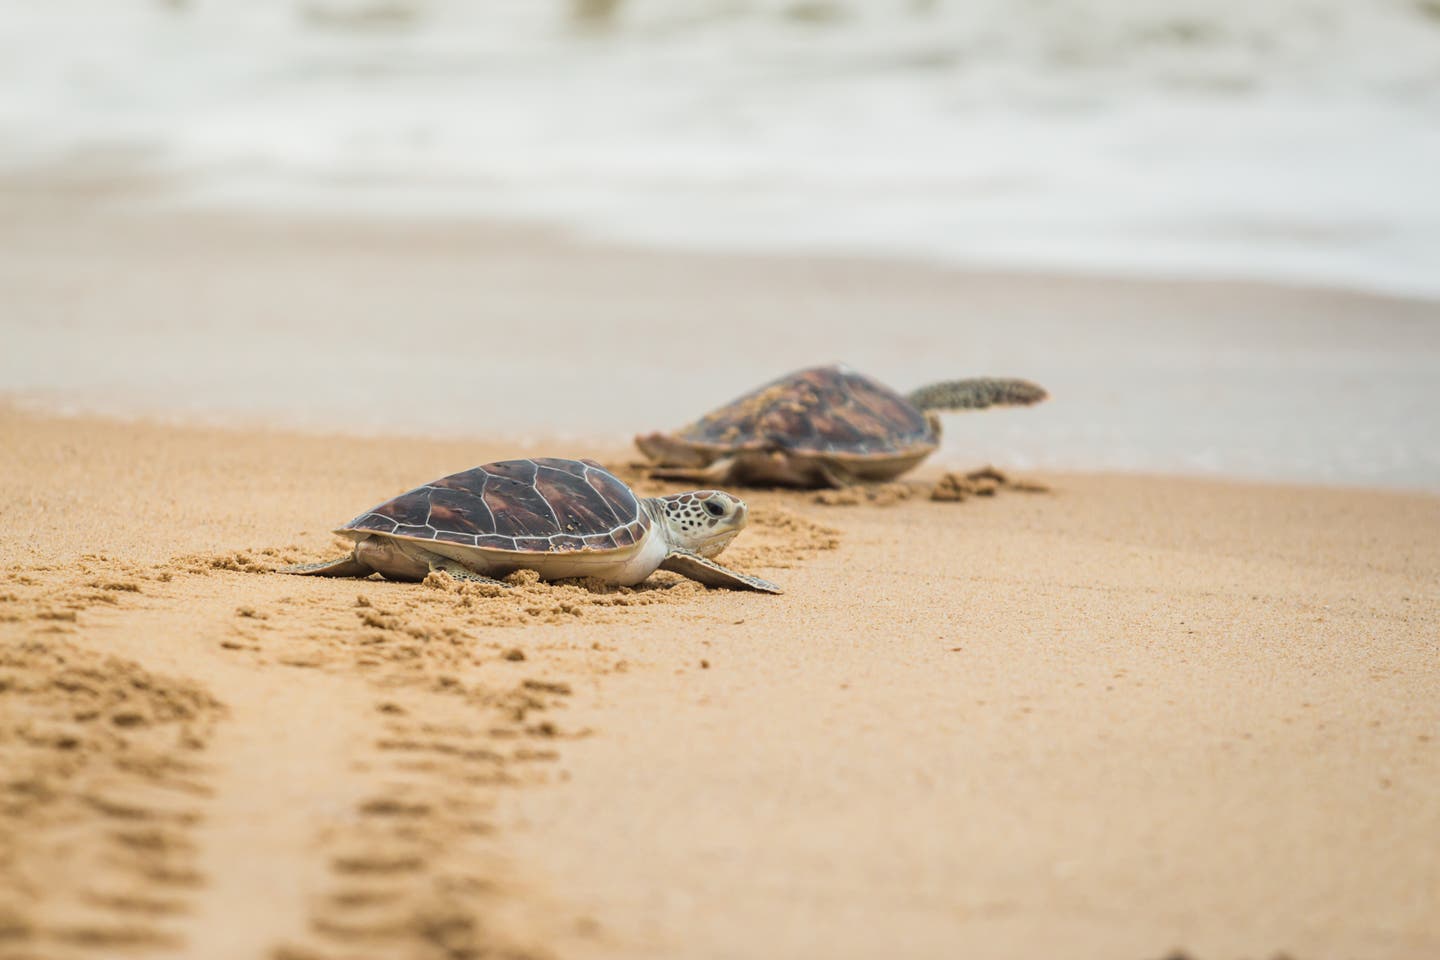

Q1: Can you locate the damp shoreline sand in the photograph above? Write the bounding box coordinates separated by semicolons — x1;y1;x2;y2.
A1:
2;403;1438;959
3;170;1439;490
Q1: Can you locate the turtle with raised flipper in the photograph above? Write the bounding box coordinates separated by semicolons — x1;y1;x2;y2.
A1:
283;457;780;593
635;364;1048;488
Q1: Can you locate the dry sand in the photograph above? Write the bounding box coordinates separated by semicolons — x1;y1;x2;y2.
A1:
2;175;1439;960
2;403;1437;960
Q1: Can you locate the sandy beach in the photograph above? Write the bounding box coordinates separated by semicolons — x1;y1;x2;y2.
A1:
2;405;1440;960
3;183;1440;960
3;402;1438;960
6;2;1440;955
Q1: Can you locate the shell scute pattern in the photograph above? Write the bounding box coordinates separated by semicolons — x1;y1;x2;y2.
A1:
344;457;649;554
424;486;497;534
680;366;935;457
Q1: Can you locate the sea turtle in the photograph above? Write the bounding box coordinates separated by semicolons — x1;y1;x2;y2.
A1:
283;457;780;593
635;364;1048;488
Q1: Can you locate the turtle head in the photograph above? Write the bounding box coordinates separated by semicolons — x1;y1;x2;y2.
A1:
651;490;748;558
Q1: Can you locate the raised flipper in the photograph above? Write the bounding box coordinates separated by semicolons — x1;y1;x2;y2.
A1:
427;557;510;588
906;378;1048;412
281;554;371;577
660;549;782;594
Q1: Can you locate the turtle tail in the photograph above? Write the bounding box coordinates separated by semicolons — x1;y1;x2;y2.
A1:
906;378;1048;412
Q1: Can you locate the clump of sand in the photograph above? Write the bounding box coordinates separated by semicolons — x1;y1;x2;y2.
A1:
808;467;1049;506
722;505;839;569
930;466;1051;502
813;482;916;507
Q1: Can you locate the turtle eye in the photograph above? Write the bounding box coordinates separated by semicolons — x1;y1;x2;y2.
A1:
703;499;726;518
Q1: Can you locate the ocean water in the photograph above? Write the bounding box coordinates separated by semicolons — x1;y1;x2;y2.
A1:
2;0;1440;298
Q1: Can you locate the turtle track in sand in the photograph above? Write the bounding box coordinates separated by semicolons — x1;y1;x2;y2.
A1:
0;402;844;960
0;515;836;959
0;562;221;959
1;559;369;959
1;557;583;960
267;682;574;960
162;500;836;958
204;560;587;960
0;639;218;957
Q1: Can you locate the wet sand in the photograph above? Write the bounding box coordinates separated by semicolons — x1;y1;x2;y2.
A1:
3;168;1439;488
2;403;1437;960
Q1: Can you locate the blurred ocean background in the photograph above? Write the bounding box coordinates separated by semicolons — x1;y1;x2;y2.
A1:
2;1;1438;490
3;0;1439;297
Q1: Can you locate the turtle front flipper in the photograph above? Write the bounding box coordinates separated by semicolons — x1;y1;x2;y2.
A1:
660;549;781;594
281;554;371;577
635;432;716;469
906;378;1048;411
649;456;739;485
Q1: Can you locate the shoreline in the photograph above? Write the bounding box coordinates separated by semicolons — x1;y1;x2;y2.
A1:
4;170;1439;493
6;393;1439;501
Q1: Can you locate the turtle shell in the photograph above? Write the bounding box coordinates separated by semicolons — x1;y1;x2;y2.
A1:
674;365;936;459
341;458;650;554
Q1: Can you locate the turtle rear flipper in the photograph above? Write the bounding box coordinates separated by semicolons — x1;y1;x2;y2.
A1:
426;557;509;588
661;549;781;594
906;378;1048;412
281;554;371;577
